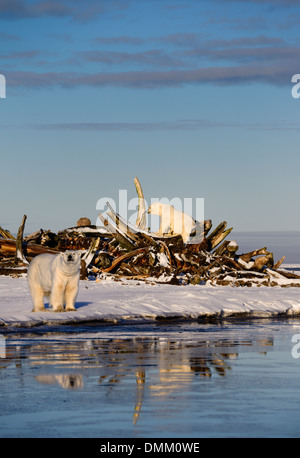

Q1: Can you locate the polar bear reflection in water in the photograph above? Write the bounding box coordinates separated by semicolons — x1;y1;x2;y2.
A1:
26;336;273;424
35;374;84;390
27;251;81;312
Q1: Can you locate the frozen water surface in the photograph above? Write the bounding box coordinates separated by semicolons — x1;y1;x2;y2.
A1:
1;319;300;438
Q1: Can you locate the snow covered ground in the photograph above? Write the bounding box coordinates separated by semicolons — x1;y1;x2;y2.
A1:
1;267;300;329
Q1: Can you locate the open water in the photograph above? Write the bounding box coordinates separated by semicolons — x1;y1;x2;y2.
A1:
231;231;300;265
1;319;300;438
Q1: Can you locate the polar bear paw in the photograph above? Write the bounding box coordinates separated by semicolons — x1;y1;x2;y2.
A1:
53;306;64;313
66;306;77;312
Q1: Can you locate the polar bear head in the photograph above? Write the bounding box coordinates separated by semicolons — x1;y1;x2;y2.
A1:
147;202;171;217
59;251;81;274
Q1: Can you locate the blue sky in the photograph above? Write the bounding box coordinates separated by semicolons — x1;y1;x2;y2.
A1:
1;0;300;234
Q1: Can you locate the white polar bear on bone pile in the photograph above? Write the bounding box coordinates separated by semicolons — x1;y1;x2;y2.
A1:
27;251;81;312
147;202;196;244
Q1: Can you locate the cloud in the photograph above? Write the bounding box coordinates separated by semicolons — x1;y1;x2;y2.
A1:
71;49;187;69
0;31;20;40
94;36;146;46
60;32;298;81
218;0;300;4
6;60;294;91
69;33;295;71
26;119;225;131
15;119;300;132
1;0;299;22
0;0;66;18
204;35;286;48
92;33;285;50
0;50;42;60
0;0;131;20
183;45;300;65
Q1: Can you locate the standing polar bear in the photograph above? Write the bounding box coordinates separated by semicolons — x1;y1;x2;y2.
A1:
147;202;196;244
27;251;81;312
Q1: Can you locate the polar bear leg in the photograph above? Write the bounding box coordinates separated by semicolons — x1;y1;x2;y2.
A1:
65;279;79;311
181;230;189;244
161;206;173;235
157;223;164;235
30;285;46;312
65;288;77;311
158;217;171;235
50;282;65;312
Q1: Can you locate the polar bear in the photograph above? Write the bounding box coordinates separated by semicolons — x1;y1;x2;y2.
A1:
27;251;81;312
147;202;196;244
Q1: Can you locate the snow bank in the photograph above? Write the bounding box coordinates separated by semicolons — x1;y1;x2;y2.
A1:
1;269;300;329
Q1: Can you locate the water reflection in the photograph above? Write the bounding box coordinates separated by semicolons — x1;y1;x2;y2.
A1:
35;374;84;389
1;333;274;425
